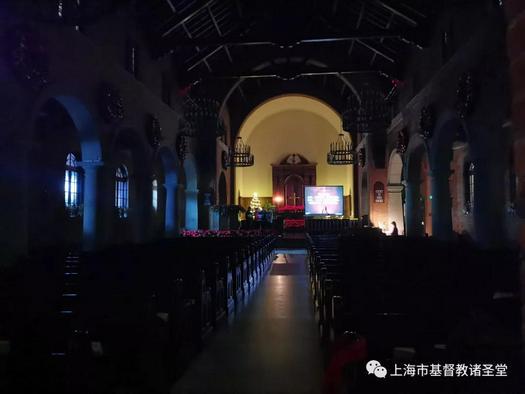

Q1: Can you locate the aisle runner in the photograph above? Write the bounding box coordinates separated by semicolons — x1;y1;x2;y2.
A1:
270;253;307;275
171;251;322;394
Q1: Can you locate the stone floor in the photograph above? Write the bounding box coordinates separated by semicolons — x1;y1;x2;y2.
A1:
171;251;323;394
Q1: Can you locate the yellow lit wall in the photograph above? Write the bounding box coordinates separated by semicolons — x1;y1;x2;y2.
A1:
236;95;353;215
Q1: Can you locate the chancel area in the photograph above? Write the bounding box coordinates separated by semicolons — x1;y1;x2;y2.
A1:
0;1;524;393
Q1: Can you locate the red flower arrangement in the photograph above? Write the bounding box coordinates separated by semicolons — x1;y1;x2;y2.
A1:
181;229;277;238
276;205;305;214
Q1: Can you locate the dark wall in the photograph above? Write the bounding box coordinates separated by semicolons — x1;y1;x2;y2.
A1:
0;3;202;265
367;1;520;247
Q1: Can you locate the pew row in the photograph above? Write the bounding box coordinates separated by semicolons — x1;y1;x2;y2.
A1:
1;234;277;394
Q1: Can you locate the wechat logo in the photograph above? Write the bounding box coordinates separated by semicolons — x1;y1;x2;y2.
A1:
366;360;388;378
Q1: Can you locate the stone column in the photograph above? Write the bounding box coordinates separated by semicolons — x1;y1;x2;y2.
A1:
177;184;186;231
209;207;220;231
404;179;422;237
164;180;178;237
472;157;507;247
430;169;453;240
80;160;103;251
199;191;212;230
185;189;199;230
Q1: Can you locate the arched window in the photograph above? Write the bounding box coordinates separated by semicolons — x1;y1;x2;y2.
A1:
468;162;475;206
152;178;158;212
64;153;81;217
115;165;129;218
464;161;475;213
126;39;139;79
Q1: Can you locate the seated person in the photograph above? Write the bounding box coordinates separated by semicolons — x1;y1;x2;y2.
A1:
391;221;399;236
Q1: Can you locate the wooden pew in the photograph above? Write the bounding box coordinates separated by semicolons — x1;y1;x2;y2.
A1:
2;233;277;393
308;232;521;366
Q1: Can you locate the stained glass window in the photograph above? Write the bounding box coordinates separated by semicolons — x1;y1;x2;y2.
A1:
152;178;158;212
464;161;475;213
115;165;129;218
64;153;81;217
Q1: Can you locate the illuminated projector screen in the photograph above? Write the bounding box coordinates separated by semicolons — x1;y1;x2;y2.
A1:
304;186;344;216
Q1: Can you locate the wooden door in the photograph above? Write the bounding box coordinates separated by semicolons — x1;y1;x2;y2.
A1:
284;175;304;206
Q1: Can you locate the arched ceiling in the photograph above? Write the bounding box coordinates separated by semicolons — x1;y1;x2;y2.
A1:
235;94;353;199
238;94;343;142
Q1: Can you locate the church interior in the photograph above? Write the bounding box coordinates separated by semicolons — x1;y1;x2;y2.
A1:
0;0;524;393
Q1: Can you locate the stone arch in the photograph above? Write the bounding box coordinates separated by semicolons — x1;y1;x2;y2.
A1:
111;128;150;243
465;122;507;247
428;111;463;240
28;96;102;251
235;94;354;215
237;94;344;142
387;150;405;235
218;171;227;205
404;134;431;237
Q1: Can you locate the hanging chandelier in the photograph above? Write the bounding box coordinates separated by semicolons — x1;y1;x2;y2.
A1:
183;96;224;138
327;133;355;165
342;88;390;133
223;136;254;168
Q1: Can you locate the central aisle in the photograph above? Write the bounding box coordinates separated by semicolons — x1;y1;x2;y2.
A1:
171;251;324;394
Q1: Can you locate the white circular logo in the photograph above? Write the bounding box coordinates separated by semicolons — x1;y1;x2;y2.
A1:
366;360;382;375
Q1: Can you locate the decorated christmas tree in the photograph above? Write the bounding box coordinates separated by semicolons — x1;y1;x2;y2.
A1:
250;192;261;211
